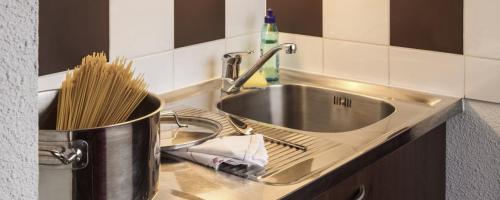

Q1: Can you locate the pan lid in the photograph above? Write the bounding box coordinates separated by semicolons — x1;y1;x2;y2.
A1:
160;112;222;151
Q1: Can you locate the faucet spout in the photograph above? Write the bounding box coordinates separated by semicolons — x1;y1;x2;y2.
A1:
227;43;297;93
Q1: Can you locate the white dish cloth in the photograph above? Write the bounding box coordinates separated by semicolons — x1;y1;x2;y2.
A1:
166;134;268;170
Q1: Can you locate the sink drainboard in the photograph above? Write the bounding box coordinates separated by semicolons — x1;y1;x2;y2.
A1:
172;107;350;185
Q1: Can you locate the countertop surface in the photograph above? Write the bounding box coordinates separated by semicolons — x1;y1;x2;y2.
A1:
155;69;462;200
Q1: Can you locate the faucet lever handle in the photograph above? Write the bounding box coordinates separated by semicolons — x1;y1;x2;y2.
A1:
223;50;254;59
222;50;254;81
223;50;254;64
221;51;254;93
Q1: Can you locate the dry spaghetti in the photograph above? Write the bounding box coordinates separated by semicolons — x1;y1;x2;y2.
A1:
56;53;148;130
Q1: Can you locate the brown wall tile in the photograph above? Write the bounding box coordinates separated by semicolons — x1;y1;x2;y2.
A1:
391;0;463;54
39;0;109;76
174;0;225;48
267;0;322;37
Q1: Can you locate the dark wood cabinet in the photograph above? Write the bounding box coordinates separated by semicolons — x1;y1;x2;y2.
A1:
286;124;446;200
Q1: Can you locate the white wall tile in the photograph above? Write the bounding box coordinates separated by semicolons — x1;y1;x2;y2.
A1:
132;51;174;94
173;40;226;89
226;0;265;37
390;47;464;97
323;0;389;45
464;0;500;59
324;39;389;85
465;57;500;103
225;33;261;71
279;33;324;74
109;0;174;59
38;71;67;91
38;53;175;95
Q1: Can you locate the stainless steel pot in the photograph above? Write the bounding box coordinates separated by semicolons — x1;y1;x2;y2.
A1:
38;90;163;200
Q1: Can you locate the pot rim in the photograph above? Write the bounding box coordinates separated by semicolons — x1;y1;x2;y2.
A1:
38;89;164;132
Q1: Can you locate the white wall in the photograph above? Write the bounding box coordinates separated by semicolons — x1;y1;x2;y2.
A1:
0;0;39;199
447;100;500;200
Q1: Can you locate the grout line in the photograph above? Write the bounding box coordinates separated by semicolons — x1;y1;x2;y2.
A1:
281;32;324;40
294;34;469;60
225;31;260;40
172;47;176;90
462;1;466;98
282;67;389;87
134;33;261;61
387;0;391;87
224;0;228;38
131;50;174;60
389;45;464;57
174;32;260;52
322;0;326;38
170;0;175;55
38;70;68;79
387;0;391;48
321;37;325;74
463;55;466;98
323;36;389;47
463;0;467;58
171;0;177;90
387;46;391;86
463;55;500;62
224;35;228;53
111;48;175;60
174;38;226;51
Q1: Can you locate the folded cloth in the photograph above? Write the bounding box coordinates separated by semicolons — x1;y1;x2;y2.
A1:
166;134;268;170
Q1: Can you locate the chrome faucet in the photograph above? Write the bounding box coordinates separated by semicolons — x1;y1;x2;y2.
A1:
221;43;297;94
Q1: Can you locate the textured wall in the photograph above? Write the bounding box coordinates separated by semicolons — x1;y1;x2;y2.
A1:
447;100;500;200
0;0;39;199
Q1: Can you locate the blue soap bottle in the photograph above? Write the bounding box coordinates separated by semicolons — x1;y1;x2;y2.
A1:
260;8;280;83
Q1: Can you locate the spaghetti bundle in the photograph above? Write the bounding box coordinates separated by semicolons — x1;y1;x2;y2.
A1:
56;53;148;130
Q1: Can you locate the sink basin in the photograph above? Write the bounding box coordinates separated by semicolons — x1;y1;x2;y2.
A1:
217;84;395;133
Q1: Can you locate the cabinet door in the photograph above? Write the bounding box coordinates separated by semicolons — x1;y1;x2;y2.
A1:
314;169;371;200
314;124;446;200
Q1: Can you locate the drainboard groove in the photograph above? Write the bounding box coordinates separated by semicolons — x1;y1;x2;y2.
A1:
289;137;315;145
259;129;307;142
266;143;285;151
267;148;298;160
264;143;274;148
279;134;307;142
265;146;283;153
264;144;339;177
267;146;294;157
266;142;332;166
171;107;340;184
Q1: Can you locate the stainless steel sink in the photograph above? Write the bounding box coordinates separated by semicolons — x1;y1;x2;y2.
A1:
217;84;395;133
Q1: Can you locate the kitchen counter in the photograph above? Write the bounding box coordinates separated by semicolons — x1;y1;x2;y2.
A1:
155;69;462;200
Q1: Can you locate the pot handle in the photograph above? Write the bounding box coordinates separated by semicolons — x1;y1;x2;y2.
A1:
39;140;88;170
160;111;188;128
49;148;82;165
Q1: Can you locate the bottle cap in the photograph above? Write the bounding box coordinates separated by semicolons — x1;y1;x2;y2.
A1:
265;8;276;23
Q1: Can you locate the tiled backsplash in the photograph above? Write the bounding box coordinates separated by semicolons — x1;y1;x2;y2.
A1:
390;0;463;54
273;0;500;103
39;0;109;75
39;0;265;94
174;0;225;48
267;0;323;37
109;0;174;59
40;0;500;104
